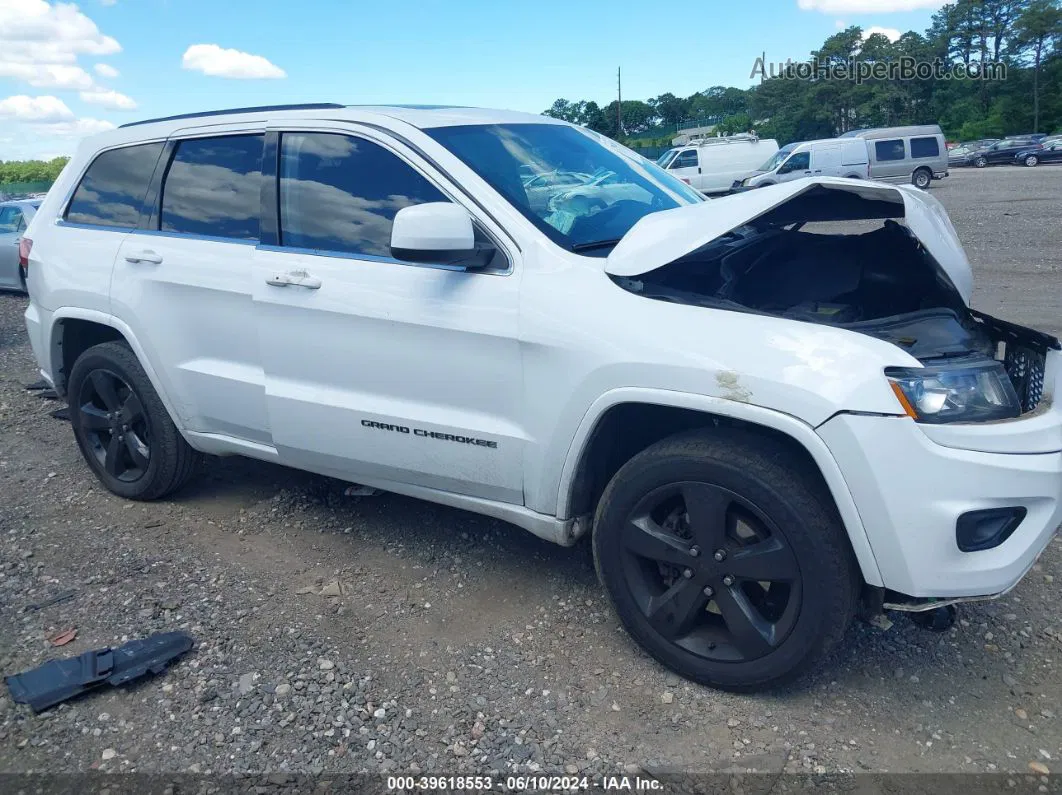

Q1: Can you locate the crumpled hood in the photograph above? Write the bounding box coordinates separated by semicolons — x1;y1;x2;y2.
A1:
604;176;973;304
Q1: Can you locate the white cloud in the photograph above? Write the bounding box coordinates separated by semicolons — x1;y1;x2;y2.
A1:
0;0;121;65
865;25;902;42
799;0;944;12
0;61;95;89
37;117;116;137
94;63;119;78
0;94;74;122
79;88;136;109
181;43;286;79
835;19;847;29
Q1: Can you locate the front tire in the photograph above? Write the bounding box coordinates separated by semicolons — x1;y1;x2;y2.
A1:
912;168;932;189
974;156;988;168
68;341;200;500
1024;155;1039;167
592;428;858;691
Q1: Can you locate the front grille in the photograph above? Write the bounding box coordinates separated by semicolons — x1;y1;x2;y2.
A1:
1004;345;1046;413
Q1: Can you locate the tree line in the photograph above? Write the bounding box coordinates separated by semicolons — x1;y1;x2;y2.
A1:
0;157;69;185
544;0;1062;146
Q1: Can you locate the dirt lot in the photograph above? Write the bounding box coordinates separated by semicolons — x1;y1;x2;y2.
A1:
1;166;1061;779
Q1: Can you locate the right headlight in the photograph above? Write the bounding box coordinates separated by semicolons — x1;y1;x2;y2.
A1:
885;358;1021;424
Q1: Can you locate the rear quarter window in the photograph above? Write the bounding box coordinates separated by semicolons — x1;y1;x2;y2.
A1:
65;142;165;228
910;137;940;158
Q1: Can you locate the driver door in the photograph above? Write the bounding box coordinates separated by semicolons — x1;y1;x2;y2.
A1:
667;149;700;188
776;151;811;183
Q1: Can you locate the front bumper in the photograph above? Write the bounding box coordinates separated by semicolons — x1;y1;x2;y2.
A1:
818;412;1062;598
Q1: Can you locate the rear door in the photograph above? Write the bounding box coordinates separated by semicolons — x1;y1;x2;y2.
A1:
110;128;271;444
870;138;908;181
252;123;525;503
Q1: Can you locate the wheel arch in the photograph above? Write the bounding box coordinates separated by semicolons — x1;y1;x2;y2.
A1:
556;389;883;587
48;308;187;432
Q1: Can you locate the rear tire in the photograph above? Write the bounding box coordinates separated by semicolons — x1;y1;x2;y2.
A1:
592;428;859;691
912;168;932;189
68;341;200;500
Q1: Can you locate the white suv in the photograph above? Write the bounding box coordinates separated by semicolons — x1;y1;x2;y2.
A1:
22;104;1062;690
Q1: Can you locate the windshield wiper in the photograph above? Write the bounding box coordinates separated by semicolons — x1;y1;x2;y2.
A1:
571;238;623;253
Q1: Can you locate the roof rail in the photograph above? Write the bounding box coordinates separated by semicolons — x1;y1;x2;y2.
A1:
119;103;346;129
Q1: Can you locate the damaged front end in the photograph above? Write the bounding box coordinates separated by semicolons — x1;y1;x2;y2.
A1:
606;177;1059;420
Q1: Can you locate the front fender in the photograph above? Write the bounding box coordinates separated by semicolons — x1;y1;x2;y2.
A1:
552;386;884;588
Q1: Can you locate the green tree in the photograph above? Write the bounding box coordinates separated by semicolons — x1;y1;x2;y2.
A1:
1013;0;1062;131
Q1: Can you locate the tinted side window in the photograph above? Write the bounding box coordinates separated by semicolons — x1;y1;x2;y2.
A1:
910;137;940;158
65;142;164;228
784;151;810;170
875;139;906;161
160;135;263;239
673;150;698;168
278;132;447;257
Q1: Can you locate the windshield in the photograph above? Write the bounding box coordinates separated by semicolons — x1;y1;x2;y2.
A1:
427;123;702;254
657;149;679;168
760;145;794;172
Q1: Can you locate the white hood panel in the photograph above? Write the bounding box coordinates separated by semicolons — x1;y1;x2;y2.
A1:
603;177;973;305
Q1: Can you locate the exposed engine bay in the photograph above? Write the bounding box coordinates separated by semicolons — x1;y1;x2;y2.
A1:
614;218;1058;416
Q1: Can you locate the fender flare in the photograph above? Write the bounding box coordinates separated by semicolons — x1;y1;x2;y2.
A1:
554;387;884;587
47;306;189;432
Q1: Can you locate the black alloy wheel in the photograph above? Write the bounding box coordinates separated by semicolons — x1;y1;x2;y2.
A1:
77;368;151;483
593;428;859;691
68;341;200;500
620;481;800;663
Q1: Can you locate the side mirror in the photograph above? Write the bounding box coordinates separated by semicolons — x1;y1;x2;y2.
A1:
390;203;493;268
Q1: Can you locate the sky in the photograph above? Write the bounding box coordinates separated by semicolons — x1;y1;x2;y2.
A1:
0;0;949;161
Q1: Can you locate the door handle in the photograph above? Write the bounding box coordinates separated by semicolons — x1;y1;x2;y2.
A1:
804;170;813;175
266;269;322;289
124;250;163;265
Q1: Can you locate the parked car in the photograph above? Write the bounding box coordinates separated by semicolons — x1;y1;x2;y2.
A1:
964;138;1043;167
657;134;779;194
842;125;949;188
22;103;1062;691
1015;140;1062;166
0;198;40;292
740;138;869;188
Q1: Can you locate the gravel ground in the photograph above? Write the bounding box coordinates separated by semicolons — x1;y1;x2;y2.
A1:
1;166;1061;780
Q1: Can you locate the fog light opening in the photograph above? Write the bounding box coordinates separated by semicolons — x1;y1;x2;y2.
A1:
956;507;1027;553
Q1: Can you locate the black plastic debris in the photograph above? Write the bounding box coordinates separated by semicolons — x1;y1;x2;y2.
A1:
49;406;70;421
24;379;49;391
5;631;193;713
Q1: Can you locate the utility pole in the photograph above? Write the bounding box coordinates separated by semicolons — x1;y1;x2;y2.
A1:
617;66;623;137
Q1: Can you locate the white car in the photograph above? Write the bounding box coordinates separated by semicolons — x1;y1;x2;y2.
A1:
22;103;1062;691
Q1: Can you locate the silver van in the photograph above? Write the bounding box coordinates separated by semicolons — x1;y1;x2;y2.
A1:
842;125;948;189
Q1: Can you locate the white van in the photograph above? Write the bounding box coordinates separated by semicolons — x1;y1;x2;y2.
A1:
658;134;779;194
741;138;870;188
